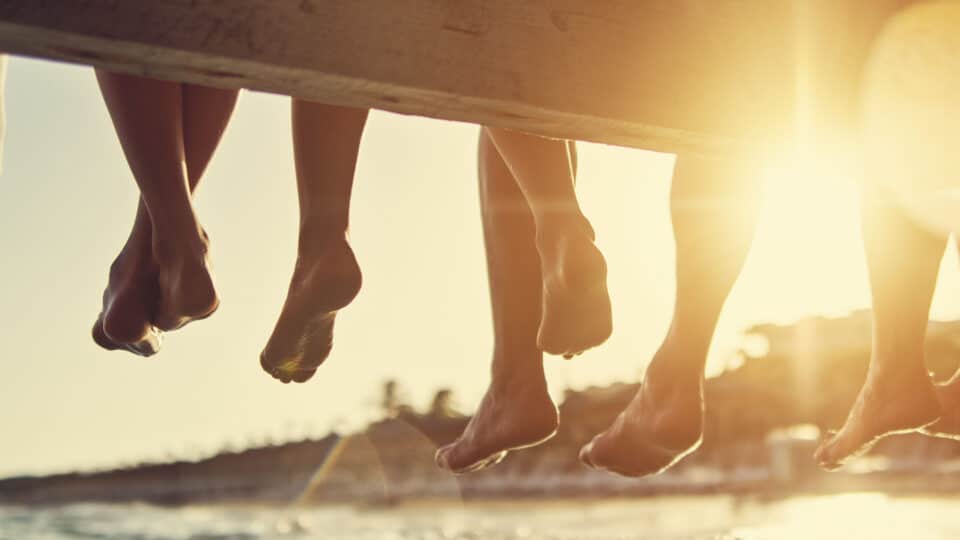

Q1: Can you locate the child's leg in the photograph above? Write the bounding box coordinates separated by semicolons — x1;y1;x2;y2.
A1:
580;156;762;477
96;72;223;332
815;190;944;469
435;129;559;473
260;101;367;384
482;127;612;358
93;78;237;353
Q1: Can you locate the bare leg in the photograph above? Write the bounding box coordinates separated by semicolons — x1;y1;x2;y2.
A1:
93;78;237;353
260;101;368;383
580;156;761;477
923;370;960;440
815;191;944;469
435;129;560;473
483;128;611;358
96;72;224;333
925;239;960;439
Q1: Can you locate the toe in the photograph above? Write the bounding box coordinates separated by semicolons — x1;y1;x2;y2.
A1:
91;318;121;351
434;444;455;471
127;328;162;357
814;432;841;470
291;369;317;384
578;440;598;469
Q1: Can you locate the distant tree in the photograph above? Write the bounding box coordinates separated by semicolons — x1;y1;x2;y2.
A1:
380;379;409;418
428;388;458;418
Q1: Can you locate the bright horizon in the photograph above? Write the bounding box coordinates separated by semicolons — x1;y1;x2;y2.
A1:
3;56;960;478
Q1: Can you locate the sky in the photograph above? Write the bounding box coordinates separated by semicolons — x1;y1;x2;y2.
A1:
2;56;960;477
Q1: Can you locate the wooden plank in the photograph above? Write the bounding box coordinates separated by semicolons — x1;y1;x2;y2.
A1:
0;0;916;155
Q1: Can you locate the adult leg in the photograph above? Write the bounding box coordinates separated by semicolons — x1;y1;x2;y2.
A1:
260;101;368;383
93;77;237;353
483;128;612;358
815;189;944;469
580;156;762;477
925;238;960;439
435;129;558;473
96;72;223;333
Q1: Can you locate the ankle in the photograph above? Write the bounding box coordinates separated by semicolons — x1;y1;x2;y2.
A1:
534;214;594;252
490;361;547;393
645;343;707;389
298;221;350;259
864;368;935;401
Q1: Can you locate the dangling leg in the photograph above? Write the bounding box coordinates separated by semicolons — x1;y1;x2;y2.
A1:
580;156;762;477
483;128;612;358
94;73;237;353
260;101;367;383
923;240;960;439
435;129;559;473
815;189;945;469
96;72;225;335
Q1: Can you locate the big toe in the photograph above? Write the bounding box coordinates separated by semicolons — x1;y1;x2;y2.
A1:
92;318;121;352
814;431;845;471
435;442;470;472
435;443;463;472
93;316;162;357
435;442;505;474
578;440;598;469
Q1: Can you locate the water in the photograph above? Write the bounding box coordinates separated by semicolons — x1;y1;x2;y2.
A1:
3;494;960;540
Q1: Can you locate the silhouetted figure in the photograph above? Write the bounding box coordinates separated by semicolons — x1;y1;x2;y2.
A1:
813;1;960;468
437;140;760;476
92;75;612;385
437;149;763;475
434;132;570;473
813;188;946;469
483;128;612;358
93;72;237;355
259;103;368;383
579;158;762;476
261;122;612;383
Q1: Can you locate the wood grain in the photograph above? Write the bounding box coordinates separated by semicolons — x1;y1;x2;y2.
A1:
0;0;916;155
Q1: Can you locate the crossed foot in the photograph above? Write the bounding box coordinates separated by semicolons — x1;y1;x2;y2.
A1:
260;235;362;384
535;222;613;358
435;374;558;474
814;367;942;470
93;230;219;356
580;368;704;477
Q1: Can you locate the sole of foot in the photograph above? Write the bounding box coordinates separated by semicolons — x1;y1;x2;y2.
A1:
814;375;942;471
435;384;558;474
152;242;220;332
578;382;703;478
261;240;362;384
94;253;163;357
93;316;162;357
537;234;613;358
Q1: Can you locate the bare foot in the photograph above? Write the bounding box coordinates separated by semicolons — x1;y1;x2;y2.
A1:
815;369;941;471
94;247;163;357
579;373;703;478
260;237;361;384
535;223;612;357
152;231;219;332
435;377;558;474
921;379;960;440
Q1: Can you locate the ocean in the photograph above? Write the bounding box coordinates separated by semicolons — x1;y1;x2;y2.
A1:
2;493;959;540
